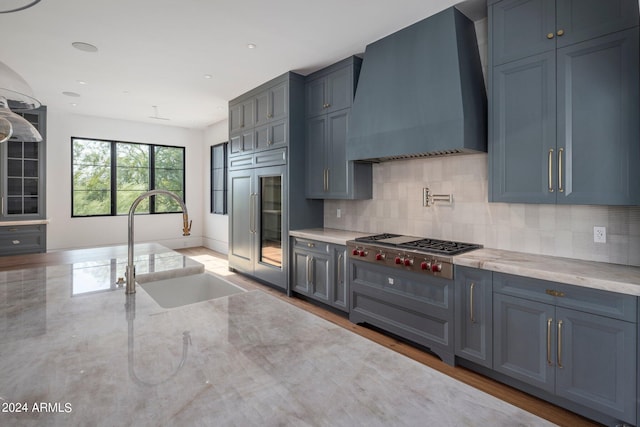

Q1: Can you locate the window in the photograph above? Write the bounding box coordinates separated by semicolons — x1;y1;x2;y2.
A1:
72;138;185;217
210;142;228;214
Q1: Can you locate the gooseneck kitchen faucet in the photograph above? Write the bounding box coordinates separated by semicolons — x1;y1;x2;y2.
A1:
125;189;192;294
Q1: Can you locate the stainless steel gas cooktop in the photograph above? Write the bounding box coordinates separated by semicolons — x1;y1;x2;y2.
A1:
347;233;482;279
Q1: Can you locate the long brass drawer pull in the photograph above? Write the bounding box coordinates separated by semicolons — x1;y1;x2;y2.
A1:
548;148;554;192
557;320;564;369
547;318;553;366
337;253;344;284
469;282;476;323
545;289;565;297
558;148;564;193
306;256;312;284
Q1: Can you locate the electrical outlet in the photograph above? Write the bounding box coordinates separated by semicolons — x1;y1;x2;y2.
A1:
336;208;341;218
593;226;606;243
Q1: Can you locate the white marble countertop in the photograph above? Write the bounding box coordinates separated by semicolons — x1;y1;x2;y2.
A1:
290;228;372;245
454;248;640;296
293;228;640;297
0;247;555;426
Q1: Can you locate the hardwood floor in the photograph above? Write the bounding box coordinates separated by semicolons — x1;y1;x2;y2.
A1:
177;246;603;427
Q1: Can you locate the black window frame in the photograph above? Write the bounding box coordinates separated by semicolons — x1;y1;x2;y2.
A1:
71;137;186;217
210;142;228;215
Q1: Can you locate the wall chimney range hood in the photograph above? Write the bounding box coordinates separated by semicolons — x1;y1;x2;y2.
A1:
347;7;487;162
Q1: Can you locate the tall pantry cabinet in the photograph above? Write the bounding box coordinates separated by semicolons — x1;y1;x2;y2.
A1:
227;72;323;291
488;0;640;205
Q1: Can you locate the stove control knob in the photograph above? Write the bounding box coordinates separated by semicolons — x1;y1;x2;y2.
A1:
359;250;368;257
431;263;442;273
403;258;413;267
352;248;360;256
375;252;385;261
395;256;403;265
420;261;431;270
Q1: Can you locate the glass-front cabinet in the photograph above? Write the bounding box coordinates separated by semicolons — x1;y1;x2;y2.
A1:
0;107;47;256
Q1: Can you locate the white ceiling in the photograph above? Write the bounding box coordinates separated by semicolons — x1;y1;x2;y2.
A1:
0;0;486;129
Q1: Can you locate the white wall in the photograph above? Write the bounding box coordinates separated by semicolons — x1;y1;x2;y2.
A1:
202;119;230;254
46;108;205;251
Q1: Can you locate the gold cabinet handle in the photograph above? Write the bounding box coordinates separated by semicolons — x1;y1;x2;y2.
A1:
323;169;329;192
307;242;315;248
337;253;344;285
325;169;330;191
547;318;554;366
306;256;312;284
249;193;257;233
556;29;564;36
547;33;555;39
557;320;564;369
558;148;564;193
12;240;21;245
469;282;476;323
548;148;554;192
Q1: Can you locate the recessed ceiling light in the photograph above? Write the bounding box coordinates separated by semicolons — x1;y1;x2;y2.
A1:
77;80;87;85
72;42;98;53
204;74;212;79
62;91;81;97
70;103;78;107
247;43;256;49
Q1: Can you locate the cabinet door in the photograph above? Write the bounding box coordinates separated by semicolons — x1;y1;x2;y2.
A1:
491;0;555;65
241;99;255;130
305;115;327;198
326;65;352;113
306;78;326;118
331;245;348;311
493;293;556;393
229;103;244;134
555;0;639;48
269;82;288;122
326;110;350;198
255;90;270;126
556;28;640;205
490;51;557;203
292;250;311;295
555;307;636;424
455;267;493;368
309;253;331;303
228;169;254;273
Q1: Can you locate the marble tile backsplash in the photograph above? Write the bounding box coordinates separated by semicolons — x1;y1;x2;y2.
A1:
324;154;640;267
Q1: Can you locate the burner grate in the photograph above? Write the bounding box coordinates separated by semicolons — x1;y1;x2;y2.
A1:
398;239;481;255
355;233;401;242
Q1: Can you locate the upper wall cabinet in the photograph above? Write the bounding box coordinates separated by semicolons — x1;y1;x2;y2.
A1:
491;0;639;65
229;79;290;157
304;56;372;200
489;0;640;205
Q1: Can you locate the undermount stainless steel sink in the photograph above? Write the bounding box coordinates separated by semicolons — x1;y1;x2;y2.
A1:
140;273;245;308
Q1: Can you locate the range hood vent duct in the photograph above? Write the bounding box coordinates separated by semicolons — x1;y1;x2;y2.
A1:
347;7;487;162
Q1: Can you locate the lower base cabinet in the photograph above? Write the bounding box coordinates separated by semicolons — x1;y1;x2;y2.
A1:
291;237;348;312
0;224;46;256
492;273;637;426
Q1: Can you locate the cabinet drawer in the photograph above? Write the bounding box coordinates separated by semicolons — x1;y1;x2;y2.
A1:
292;237;329;254
494;272;636;322
0;224;46;256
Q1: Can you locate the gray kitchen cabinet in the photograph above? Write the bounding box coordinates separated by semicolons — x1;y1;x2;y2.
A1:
228;72;323;292
229;80;287;157
229;98;255;135
489;0;640;205
305;56;372;200
291;237;348;312
490;0;638;65
0;107;47;255
255;81;287;126
454;266;493;368
493;272;637;425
